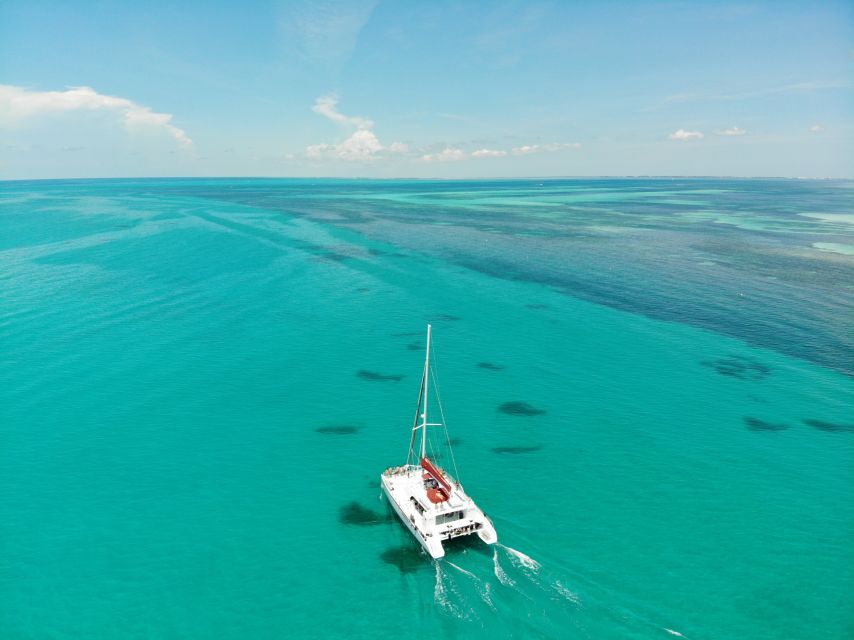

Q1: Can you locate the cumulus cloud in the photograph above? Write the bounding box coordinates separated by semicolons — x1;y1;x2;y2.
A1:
668;128;704;141
307;94;407;161
306;96;583;163
306;132;386;161
511;142;581;155
472;148;508;158
421;147;466;162
0;84;192;146
809;124;824;133
716;126;746;136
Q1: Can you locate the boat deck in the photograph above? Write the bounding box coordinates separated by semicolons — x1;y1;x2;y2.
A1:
381;464;497;558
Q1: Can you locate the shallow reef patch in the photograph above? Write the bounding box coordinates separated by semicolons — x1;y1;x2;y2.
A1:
499;401;546;416
357;370;405;382
701;355;771;380
492;445;543;454
380;545;426;573
339;502;391;526
803;419;854;433
743;416;788;431
315;425;359;435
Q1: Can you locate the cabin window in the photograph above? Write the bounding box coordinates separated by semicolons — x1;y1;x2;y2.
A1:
435;510;464;525
410;497;426;515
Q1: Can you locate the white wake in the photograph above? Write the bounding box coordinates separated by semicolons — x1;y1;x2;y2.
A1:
493;547;516;587
448;561;497;611
499;543;542;573
434;562;473;620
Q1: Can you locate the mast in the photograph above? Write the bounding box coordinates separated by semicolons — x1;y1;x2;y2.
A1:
420;324;432;460
406;365;425;466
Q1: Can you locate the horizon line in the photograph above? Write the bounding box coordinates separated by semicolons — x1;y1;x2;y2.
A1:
2;174;852;183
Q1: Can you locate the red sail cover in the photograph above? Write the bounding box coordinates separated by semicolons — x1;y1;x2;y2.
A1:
420;457;452;493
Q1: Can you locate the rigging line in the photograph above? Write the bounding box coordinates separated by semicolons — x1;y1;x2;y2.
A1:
407;358;427;466
430;341;461;485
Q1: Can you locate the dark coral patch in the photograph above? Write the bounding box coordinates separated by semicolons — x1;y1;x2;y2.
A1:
315;425;359;435
367;248;406;258
803;419;854;433
315;251;352;263
499;401;546;416
701;355;771;380
380;545;426;573
357;370;405;382
744;416;788;431
339;502;391;526
477;362;505;371
492;445;543;454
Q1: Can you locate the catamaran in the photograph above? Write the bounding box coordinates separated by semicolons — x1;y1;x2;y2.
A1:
381;324;498;559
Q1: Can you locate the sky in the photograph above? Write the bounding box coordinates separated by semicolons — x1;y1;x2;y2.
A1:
0;0;852;179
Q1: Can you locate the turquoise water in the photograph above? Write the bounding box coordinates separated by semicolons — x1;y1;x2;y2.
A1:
1;178;852;639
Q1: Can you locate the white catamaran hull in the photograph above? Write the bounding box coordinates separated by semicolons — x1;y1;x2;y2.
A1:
382;475;446;559
381;467;498;560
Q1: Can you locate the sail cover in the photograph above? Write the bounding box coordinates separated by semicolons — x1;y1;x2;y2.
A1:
420;457;452;493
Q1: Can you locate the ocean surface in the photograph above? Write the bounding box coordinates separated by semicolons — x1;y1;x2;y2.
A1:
1;177;852;639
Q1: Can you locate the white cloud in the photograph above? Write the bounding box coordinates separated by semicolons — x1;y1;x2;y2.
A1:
716;126;746;136
305;143;333;159
472;148;508;158
307;94;404;161
419;142;580;161
311;94;373;129
0;84;192;146
306;95;583;164
512;145;539;155
511;142;581;155
421;147;466;162
335;129;383;160
809;124;824;133
668;128;704;141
